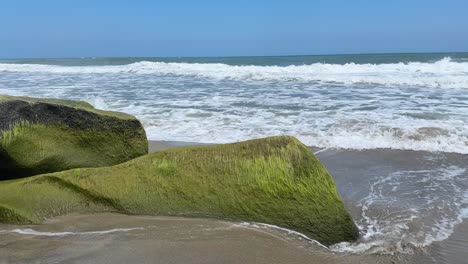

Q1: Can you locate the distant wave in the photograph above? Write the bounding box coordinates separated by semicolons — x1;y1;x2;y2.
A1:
1;57;468;88
2;57;467;154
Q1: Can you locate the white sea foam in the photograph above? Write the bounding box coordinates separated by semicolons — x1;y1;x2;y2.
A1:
9;227;143;237
1;58;468;88
330;166;468;254
1;58;467;154
143;113;468;154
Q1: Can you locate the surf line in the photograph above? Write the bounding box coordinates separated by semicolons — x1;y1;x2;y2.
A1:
233;222;330;250
9;227;144;237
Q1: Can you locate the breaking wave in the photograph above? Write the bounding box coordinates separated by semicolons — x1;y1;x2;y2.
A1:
1;57;468;88
1;57;467;154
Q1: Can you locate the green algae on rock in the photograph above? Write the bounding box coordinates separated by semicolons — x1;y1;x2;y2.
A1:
0;136;358;245
0;94;148;179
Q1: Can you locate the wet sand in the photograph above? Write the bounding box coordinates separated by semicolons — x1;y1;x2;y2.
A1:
1;213;465;264
147;141;468;263
0;213;422;264
316;147;468;263
0;140;466;264
429;220;468;264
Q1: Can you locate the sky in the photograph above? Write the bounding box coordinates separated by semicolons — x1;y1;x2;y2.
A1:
1;0;467;58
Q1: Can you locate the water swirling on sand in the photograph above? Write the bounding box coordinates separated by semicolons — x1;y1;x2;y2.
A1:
330;166;468;254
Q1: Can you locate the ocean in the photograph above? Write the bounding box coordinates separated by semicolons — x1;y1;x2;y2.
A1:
0;53;467;263
1;53;468;153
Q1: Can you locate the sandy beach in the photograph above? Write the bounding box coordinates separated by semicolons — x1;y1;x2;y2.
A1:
1;140;466;264
148;141;468;263
0;213;417;264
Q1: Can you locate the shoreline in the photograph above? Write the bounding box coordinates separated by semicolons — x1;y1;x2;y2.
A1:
0;140;466;263
0;213;425;264
148;139;468;261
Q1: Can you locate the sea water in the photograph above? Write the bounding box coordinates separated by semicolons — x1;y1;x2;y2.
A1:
1;53;467;153
0;53;467;261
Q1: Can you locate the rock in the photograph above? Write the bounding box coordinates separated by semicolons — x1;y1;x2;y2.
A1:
0;94;148;179
0;136;358;245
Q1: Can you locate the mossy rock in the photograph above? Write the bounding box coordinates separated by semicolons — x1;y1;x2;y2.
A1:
0;136;358;245
0;94;148;179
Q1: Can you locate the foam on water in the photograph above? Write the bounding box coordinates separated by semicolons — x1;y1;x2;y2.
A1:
225;165;468;255
330;166;468;254
1;53;467;259
1;58;468;88
0;57;467;154
0;58;468;153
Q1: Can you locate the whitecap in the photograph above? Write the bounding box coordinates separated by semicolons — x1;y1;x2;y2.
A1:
1;58;467;88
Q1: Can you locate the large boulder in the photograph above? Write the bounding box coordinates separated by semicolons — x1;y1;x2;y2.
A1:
0;94;148;179
0;136;358;245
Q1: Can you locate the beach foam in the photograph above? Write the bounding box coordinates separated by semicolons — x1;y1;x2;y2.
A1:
330;166;468;254
1;57;467;154
1;58;468;88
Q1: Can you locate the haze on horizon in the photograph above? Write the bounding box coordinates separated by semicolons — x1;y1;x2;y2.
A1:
1;0;467;59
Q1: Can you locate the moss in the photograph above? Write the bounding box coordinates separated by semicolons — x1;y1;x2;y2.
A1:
0;136;358;245
0;121;147;178
0;95;148;178
0;204;33;224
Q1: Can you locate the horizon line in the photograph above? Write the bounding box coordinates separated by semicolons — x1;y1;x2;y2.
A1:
1;51;467;61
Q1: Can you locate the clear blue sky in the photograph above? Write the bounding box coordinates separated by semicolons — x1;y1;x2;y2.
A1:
1;0;467;58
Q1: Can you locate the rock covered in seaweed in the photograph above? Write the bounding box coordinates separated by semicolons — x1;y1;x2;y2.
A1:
0;136;358;245
0;94;148;179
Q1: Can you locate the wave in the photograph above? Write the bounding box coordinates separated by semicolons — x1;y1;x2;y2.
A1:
1;57;468;88
144;117;468;154
2;57;467;154
294;126;468;154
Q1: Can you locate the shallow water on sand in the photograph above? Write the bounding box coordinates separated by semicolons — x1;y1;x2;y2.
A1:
0;213;425;264
1;143;466;264
322;148;468;255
